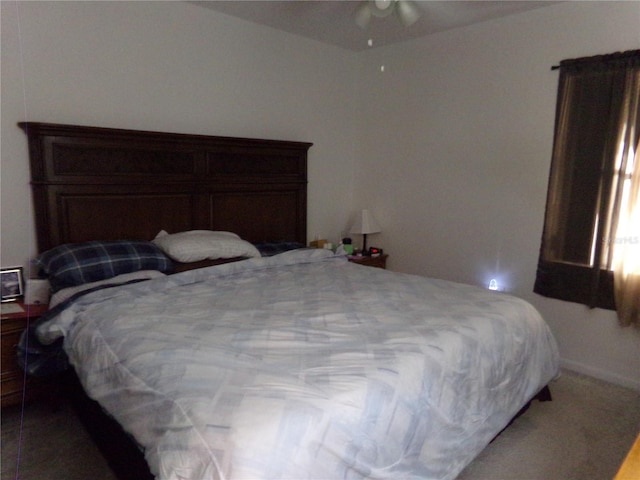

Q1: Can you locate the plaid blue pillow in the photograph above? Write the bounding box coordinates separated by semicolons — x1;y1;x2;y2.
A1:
36;241;173;293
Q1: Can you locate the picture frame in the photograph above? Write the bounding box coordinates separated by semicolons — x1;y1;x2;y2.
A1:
1;267;24;302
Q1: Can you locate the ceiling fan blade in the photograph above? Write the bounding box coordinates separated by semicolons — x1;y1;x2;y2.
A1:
396;0;421;27
355;2;372;28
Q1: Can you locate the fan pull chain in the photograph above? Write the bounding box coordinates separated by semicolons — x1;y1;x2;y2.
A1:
367;39;386;73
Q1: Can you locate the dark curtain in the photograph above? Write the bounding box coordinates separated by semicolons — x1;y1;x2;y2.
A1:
534;50;640;313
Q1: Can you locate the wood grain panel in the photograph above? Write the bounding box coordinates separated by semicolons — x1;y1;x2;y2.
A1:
52;142;196;176
209;190;303;243
60;193;195;243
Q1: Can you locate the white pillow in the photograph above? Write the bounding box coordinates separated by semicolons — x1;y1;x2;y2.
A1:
153;230;261;263
49;270;166;309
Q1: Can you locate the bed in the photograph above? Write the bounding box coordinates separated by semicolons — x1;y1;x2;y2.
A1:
19;122;560;480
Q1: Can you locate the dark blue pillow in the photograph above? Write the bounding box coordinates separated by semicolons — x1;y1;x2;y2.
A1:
36;241;173;292
254;241;306;257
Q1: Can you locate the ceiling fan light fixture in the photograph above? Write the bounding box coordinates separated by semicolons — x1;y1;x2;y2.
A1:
371;0;395;18
355;0;421;29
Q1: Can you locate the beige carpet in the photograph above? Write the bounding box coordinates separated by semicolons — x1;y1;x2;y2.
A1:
457;370;640;479
2;369;639;480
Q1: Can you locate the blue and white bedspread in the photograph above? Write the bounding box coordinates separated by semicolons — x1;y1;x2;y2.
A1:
36;248;559;480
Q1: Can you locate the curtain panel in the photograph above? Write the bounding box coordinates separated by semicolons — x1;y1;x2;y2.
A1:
611;65;640;327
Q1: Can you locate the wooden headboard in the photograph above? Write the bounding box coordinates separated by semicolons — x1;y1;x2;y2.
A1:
20;122;312;253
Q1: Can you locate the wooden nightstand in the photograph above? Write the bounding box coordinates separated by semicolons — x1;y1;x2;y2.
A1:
348;254;388;269
1;301;49;407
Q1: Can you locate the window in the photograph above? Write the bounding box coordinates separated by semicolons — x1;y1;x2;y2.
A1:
534;50;639;321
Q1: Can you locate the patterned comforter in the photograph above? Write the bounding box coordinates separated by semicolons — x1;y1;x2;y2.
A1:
36;249;560;480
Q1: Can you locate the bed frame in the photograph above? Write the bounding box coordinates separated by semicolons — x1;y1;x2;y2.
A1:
21;122;551;480
20;121;312;480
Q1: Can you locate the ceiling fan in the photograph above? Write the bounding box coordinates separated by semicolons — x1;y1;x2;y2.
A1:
355;0;422;28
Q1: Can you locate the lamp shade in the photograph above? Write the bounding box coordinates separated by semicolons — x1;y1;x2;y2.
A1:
350;209;381;235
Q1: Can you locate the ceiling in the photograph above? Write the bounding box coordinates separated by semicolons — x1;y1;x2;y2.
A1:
191;1;558;52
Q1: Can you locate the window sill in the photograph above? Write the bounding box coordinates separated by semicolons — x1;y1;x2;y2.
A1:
534;261;616;310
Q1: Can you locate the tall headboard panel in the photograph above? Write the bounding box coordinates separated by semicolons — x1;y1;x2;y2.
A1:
19;122;312;253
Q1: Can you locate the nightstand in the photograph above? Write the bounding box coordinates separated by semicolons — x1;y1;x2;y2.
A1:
348;254;388;269
1;301;48;407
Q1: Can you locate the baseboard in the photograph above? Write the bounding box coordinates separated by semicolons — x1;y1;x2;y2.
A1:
560;358;640;392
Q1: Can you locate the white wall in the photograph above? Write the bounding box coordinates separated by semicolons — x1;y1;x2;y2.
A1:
1;1;358;268
2;1;639;390
354;1;640;389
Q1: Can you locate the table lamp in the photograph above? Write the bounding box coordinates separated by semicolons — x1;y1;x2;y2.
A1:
350;209;381;253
